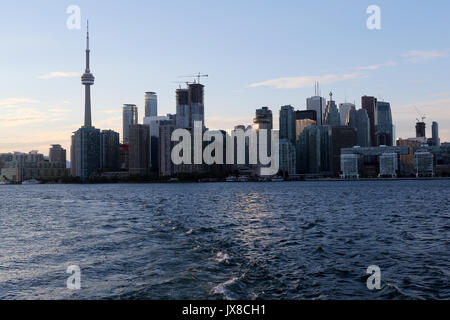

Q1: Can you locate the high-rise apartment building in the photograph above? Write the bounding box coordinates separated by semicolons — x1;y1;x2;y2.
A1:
144;92;158;118
100;130;120;171
49;145;66;168
128;124;150;176
432;121;440;147
123;104;138;144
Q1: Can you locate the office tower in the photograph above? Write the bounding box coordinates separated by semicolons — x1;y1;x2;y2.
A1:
189;83;205;128
416;121;426;138
49;145;66;168
123;104;138;144
306;82;326;125
144;92;158;117
295;110;317;122
159;122;177;177
331;126;357;177
297;125;331;174
376;101;393;146
71;127;101;181
295;119;316;142
280;105;296;144
81;21;95;128
128;124;150;176
144;114;175;171
253;107;273;130
432;121;440;146
339;103;356;126
347;108;371;147
71;23;101;182
324;93;340;127
100;130;120;171
307;97;326;125
362;96;378;146
279;139;296;175
176;88;190;128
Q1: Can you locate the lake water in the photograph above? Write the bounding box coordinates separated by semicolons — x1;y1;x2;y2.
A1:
0;180;449;300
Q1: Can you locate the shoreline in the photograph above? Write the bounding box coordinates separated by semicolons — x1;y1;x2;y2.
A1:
2;176;450;185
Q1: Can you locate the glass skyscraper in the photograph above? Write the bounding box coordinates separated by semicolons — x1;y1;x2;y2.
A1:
376;101;393;146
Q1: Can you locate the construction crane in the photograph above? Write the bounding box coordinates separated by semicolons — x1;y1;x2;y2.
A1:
172;81;193;89
179;72;208;84
414;106;427;122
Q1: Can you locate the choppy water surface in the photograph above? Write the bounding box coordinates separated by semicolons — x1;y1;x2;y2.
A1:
0;180;449;300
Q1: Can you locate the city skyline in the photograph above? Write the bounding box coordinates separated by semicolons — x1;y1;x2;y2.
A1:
1;1;450;156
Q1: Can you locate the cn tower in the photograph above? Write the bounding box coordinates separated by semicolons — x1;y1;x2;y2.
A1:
81;21;95;127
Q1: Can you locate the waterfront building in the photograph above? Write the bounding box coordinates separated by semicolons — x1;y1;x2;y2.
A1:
362;96;378;146
143;115;172;171
342;145;409;178
48;145;66;168
415;151;434;177
128;124;150;176
120;144;129;170
71;127;101;181
396;138;423;176
331;126;357;177
159;121;177;177
123;104;138;144
297;125;331;175
379;153;398;177
144;92;158;118
279;139;296;176
376;101;393;146
340;153;360;179
100;130;120;171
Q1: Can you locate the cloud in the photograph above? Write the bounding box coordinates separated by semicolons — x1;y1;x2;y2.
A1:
37;72;80;80
355;61;398;70
249;73;363;89
0;98;39;108
402;50;448;62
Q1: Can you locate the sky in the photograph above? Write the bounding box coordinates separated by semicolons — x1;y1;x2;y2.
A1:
1;0;450;156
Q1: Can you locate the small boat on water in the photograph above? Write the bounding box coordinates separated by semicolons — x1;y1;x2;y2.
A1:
225;176;238;182
21;179;40;185
270;177;285;182
0;181;11;185
238;176;249;182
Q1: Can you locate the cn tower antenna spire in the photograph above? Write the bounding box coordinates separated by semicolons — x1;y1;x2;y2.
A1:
81;20;95;127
